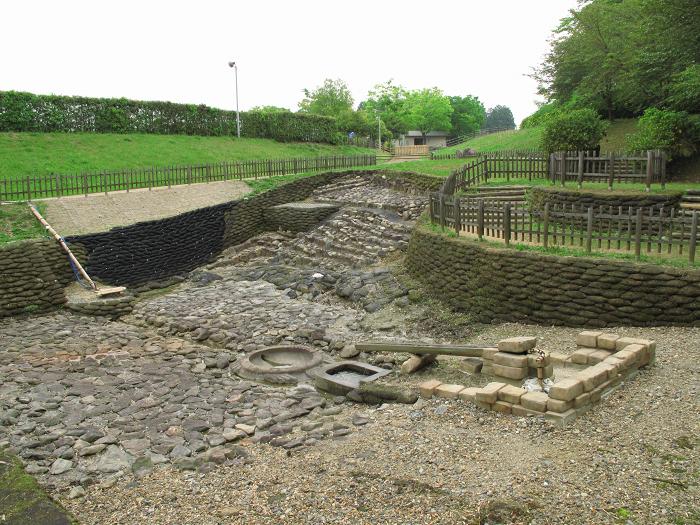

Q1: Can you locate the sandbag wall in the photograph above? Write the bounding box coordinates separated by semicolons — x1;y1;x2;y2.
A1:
530;187;683;211
407;224;700;327
0;239;83;317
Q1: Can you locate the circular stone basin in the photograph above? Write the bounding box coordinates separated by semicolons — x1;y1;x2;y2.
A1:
237;345;324;385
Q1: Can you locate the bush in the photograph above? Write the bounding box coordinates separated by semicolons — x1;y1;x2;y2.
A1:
626;108;700;159
0;91;338;143
520;102;561;129
539;108;608;153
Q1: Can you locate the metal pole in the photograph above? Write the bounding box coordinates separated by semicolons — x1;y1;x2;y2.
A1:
377;116;381;149
235;63;240;138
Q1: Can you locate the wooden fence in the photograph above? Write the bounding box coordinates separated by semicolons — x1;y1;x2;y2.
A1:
394;145;430;157
429;196;699;263
0;154;377;201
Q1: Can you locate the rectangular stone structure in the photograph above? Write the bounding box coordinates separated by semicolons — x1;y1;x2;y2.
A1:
435;384;465;399
588;349;612;364
596;333;619;350
458;387;479;402
497;337;537;354
571;348;597;365
520;391;548;412
498;384;525;404
418;380;442;399
494;352;529;368
548;378;584;402
576;331;602;347
493;364;528;380
475;382;505;404
547;397;573;413
493;401;512;414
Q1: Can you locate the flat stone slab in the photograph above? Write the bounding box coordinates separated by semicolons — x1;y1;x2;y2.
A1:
312;361;391;396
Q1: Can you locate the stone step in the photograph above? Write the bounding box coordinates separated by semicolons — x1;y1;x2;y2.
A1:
680;202;700;210
680;195;700;202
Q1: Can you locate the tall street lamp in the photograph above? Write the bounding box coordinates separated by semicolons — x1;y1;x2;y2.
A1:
228;61;241;138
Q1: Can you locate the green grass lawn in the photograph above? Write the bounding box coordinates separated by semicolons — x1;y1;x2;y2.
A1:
379;159;466;177
0;202;47;244
0;132;375;180
472;176;699;194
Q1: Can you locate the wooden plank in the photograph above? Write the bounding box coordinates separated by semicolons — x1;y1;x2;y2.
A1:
355;342;494;357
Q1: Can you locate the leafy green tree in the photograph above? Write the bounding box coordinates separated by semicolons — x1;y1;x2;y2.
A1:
485;105;515;129
361;80;410;136
665;65;700;113
448;96;486;137
298;78;354;117
540;108;608;153
627;108;700;159
403;88;453;142
249;105;291;113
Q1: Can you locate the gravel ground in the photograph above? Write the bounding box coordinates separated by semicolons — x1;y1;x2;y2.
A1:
58;324;700;525
42;180;251;235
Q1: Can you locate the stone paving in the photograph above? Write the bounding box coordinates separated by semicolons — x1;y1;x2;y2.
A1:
0;178;430;496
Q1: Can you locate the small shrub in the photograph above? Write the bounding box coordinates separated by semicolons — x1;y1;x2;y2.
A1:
626;108;700;159
521;102;561;129
540;108;608;153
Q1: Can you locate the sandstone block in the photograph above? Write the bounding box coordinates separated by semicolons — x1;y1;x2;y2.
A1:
458;357;483;374
596;333;619;350
571;348;597;365
615;337;654;352
545;408;577;426
512;404;543;417
520;391;548;412
576;331;602;347
434;384;465;399
612;349;637;369
497;384;525;404
548;378;583;402
458;387;479;402
494;352;529;368
476;382;506;404
481;348;499;361
547;397;573;413
549;352;569;364
574;392;590;408
418;380;442;399
497;337;537;354
588;349;612;364
493;363;527;380
493;401;512;414
577;367;607;392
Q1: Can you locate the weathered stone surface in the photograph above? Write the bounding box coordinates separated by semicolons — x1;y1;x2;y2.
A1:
548;379;584;402
493;352;528;368
419;380;443;399
493;364;527;380
520;392;548;412
434;384;465;399
497;337;537;354
596;333;619;350
576;331;602;347
476;382;505;405
497;385;525;404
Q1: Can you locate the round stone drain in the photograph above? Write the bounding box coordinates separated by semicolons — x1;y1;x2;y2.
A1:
236;345;324;385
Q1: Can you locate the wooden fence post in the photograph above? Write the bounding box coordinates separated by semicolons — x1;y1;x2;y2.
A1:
634;208;643;260
428;193;435;223
439;193;446;232
608;153;615;191
478;200;485;240
577;150;584;189
559;153;565;187
83;173;88;197
504;203;511;246
454;197;461;235
585;207;593;253
690;212;698;264
660;150;667;190
645;150;653;192
543;203;550;248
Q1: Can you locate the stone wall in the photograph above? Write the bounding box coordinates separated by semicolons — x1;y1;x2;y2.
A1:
0;239;83;317
407;224;700;327
530;187;683;211
264;203;339;233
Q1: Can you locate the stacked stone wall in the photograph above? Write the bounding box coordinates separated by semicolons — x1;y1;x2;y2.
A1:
406;224;700;327
530;187;683;211
0;239;84;317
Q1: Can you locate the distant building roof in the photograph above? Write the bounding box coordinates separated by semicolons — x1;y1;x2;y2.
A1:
405;130;449;137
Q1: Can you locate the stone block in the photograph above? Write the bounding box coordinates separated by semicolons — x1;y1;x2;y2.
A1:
590;379;613;403
592;362;617;380
418;380;442;399
547;397;573;413
474;400;493;410
548;378;583;402
596;333;619;350
497;384;525;404
545;409;578;426
493;364;528;380
475;382;506;404
481;348;499;361
512;404;543;417
494;352;529;368
577;367;607;392
612;349;637;369
571;348;597;365
458;358;483;374
541;364;554;379
549;352;569;364
588;349;612;364
520;391;548;412
527;353;551;368
434;384;465;399
492;401;512;414
497;337;537;354
615;337;654;352
624;344;648;366
458;387;479;402
573;392;590;408
576;331;602;347
481;364;494;376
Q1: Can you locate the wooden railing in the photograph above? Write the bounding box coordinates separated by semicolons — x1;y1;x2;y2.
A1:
429;197;699;263
0;154;377;201
394;145;430;157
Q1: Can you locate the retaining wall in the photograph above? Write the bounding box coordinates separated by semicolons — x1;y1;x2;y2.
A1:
0;239;84;317
530;187;683;211
407;224;700;327
264;203;339;233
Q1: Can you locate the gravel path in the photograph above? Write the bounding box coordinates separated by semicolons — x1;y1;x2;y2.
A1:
42;181;250;235
57;324;699;525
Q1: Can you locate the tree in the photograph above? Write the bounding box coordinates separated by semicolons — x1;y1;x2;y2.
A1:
402;88;453;142
360;80;410;136
249;105;291;113
627;108;700;159
448;96;486;137
485;105;515;129
540;108;608;153
298;78;354;117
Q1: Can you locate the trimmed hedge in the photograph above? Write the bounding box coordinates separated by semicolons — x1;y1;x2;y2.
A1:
0;91;338;143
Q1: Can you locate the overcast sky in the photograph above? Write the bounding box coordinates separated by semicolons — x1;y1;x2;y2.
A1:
1;0;578;125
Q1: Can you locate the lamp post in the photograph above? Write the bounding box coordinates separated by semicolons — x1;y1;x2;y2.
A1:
228;61;240;138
